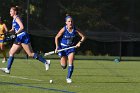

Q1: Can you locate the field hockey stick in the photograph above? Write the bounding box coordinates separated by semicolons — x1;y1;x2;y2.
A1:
44;46;77;56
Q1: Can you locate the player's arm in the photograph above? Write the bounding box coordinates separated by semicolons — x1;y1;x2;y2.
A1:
76;28;86;48
9;26;14;32
55;27;65;52
15;17;24;34
3;24;8;32
1;24;8;37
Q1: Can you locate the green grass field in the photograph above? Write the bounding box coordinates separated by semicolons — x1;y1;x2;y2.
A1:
0;58;140;93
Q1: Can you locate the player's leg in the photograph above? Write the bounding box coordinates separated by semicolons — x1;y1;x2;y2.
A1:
21;43;34;56
21;43;50;70
58;50;67;69
0;43;21;73
21;43;45;62
7;44;21;70
60;56;67;69
0;43;7;63
58;46;68;69
66;52;75;83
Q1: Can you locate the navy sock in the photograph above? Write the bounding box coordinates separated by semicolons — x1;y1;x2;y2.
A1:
7;56;14;70
67;65;74;79
33;53;46;63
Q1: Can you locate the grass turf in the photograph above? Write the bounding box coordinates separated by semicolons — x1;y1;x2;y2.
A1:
0;58;140;93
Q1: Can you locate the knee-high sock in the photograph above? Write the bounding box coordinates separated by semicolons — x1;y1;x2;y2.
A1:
33;53;46;63
7;56;14;70
67;65;74;79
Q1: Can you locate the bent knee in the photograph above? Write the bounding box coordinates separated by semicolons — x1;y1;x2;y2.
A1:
9;51;15;56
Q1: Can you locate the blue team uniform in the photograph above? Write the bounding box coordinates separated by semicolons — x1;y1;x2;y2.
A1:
58;26;77;57
2;16;48;73
12;16;30;44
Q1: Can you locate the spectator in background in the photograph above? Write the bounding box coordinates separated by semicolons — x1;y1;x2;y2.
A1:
0;17;8;63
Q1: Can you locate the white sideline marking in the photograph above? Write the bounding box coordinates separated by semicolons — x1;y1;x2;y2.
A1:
0;75;44;82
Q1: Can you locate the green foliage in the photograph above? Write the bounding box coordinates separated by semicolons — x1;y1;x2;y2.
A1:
58;0;140;31
1;0;139;31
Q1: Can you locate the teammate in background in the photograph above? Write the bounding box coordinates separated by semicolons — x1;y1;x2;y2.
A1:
0;17;8;63
0;6;50;74
55;14;85;83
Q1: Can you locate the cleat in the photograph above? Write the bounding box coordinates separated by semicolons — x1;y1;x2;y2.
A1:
45;60;50;71
2;60;6;63
66;78;72;83
2;58;7;63
0;68;10;74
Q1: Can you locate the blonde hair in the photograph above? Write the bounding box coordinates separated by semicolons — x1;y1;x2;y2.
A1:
11;6;19;15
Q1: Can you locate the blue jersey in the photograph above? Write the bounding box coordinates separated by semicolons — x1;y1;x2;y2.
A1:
60;26;77;47
12;16;23;33
12;16;30;44
58;26;77;57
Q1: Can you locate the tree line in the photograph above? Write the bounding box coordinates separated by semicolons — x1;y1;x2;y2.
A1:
0;0;139;32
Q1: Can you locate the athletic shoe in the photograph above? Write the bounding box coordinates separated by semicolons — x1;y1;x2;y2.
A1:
2;60;6;63
0;68;10;74
2;58;7;63
45;60;50;71
66;78;72;83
